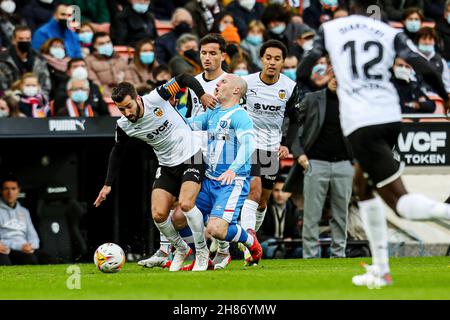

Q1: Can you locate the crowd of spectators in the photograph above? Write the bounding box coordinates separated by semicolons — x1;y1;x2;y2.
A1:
0;0;449;119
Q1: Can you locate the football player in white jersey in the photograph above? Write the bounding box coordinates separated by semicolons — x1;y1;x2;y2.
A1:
239;40;300;265
299;0;450;287
93;75;218;272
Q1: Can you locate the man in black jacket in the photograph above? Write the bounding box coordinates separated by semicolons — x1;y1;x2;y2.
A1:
110;0;158;47
288;68;354;259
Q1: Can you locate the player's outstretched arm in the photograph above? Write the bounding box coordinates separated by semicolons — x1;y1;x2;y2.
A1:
94;126;129;207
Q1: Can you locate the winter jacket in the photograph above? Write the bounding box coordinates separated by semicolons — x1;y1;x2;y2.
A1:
0;199;40;251
21;0;56;32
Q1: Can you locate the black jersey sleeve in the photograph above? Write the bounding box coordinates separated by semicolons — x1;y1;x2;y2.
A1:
297;25;328;84
282;84;301;150
104;125;130;186
394;32;449;102
156;74;206;101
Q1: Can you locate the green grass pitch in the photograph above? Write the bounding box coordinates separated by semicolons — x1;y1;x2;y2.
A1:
0;257;449;300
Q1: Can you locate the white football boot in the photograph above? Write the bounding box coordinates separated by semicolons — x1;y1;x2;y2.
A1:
352;264;393;289
192;248;210;272
137;250;170;268
212;251;232;270
169;245;192;272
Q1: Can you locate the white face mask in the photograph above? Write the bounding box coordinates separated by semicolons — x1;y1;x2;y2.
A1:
302;40;314;51
394;66;411;82
1;0;16;14
239;0;256;11
23;85;39;97
71;66;88;80
0;109;9;117
50;47;66;59
201;0;217;7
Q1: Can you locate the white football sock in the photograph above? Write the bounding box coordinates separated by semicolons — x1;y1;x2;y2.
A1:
159;232;170;255
217;240;230;254
397;193;450;220
359;197;390;275
155;216;188;251
255;207;267;232
240;199;258;230
183;206;207;251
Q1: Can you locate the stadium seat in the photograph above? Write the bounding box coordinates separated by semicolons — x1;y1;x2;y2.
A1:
155;20;173;36
114;46;135;61
36;185;87;262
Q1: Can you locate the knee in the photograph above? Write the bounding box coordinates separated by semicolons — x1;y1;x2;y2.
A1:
152;206;169;224
206;222;227;240
179;198;195;213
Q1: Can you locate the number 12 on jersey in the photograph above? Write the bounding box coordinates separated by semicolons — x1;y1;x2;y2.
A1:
343;40;384;80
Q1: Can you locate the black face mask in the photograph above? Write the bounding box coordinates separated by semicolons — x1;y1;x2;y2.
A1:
58;19;68;29
174;22;192;36
183;49;200;64
17;41;31;53
226;44;239;59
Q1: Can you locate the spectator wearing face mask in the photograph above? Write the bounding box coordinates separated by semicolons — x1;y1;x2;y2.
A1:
60;0;111;33
436;0;450;62
416;27;450;95
17;73;52;118
402;7;424;41
228;56;249;76
0;94;25;118
392;57;436;114
22;0;57;32
169;33;202;76
32;4;82;59
85;32;128;97
185;0;222;38
292;28;315;61
77;22;95;59
303;0;344;30
57;78;96;117
240;20;265;70
296;56;331;101
155;8;194;65
52;58;109;116
282;55;298;81
0;0;24;48
151;64;172;87
125;39;159;87
226;0;265;38
211;11;235;33
0;25;51;97
110;0;157;47
39;38;70;100
261;3;307;56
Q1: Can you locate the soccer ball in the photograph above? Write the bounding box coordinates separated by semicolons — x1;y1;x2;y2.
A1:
94;243;126;273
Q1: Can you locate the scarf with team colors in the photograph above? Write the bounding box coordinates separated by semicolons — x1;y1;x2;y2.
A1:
66;99;94;117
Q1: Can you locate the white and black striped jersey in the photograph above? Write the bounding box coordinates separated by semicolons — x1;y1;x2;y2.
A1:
299;14;448;136
242;72;299;152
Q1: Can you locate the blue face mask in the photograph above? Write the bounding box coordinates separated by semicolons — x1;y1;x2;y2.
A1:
97;43;114;57
71;90;89;103
270;24;286;35
419;44;435;56
312;63;327;76
140;51;155;64
78;32;94;44
50;47;66;59
234;70;249;77
405;20;421;33
283;68;297;81
132;3;149;14
246;34;263;46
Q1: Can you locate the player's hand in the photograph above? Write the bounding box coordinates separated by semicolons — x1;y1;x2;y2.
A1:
0;242;9;254
214;169;236;185
94;185;112;207
278;146;289;160
298;155;309;170
169;95;179;108
22;243;34;254
200;93;218;110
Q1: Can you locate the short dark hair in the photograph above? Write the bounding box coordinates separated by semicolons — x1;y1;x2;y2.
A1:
261;4;291;26
259;40;288;59
13;25;31;38
199;33;227;52
111;82;138;103
92;32;110;45
152;64;171;80
416;27;438;42
55;3;70;14
275;174;287;184
402;7;424;21
1;173;19;189
68;58;85;70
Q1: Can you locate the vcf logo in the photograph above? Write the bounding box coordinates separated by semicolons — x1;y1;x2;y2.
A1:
398;132;447;152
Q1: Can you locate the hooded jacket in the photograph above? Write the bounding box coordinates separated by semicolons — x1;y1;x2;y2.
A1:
0;199;39;251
